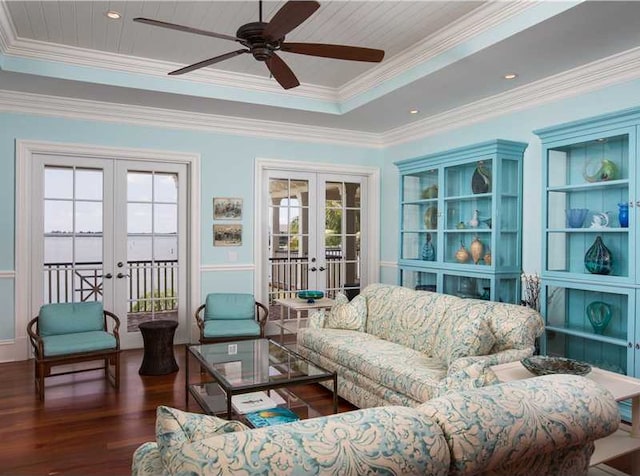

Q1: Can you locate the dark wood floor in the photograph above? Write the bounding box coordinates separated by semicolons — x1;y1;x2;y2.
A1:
0;345;355;476
1;345;632;475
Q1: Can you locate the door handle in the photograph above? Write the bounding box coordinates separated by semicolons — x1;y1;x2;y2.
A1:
116;272;130;279
102;273;113;279
310;267;317;272
319;266;326;272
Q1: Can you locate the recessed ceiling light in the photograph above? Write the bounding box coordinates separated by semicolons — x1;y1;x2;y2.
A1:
409;109;419;115
503;73;518;80
106;11;121;20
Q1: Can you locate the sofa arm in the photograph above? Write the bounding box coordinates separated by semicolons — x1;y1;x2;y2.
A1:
163;407;451;476
419;374;620;476
307;309;326;329
447;348;535;375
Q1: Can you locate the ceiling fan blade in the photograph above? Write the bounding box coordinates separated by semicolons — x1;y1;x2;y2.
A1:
266;53;300;89
264;1;320;41
134;17;241;43
169;50;249;75
281;43;385;62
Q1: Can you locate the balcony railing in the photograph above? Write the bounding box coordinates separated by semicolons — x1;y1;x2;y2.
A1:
43;260;178;313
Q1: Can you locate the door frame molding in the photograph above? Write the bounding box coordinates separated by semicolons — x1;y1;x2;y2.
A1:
254;158;380;306
14;139;201;360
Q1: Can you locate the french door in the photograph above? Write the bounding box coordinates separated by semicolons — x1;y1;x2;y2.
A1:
31;154;188;349
265;170;367;309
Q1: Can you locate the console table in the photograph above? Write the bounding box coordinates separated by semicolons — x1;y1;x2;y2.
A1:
493;361;640;475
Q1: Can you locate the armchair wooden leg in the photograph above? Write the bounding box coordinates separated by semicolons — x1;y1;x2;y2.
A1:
37;362;45;401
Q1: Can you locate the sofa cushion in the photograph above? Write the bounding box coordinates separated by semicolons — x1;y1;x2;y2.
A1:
361;283;460;355
38;301;104;337
42;331;117;357
203;319;261;338
430;299;495;365
167;407;451;476
299;327;446;402
325;294;367;331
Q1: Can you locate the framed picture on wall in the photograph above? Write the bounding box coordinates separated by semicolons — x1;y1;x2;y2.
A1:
214;224;242;246
213;197;243;220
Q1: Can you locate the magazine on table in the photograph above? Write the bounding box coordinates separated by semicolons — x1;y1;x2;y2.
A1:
244;407;300;428
231;391;277;414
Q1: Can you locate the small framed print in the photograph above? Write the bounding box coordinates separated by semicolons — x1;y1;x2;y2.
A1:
214;224;242;246
213;197;242;220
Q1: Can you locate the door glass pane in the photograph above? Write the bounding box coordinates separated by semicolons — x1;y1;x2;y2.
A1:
44;167;73;199
42;166;104;305
126;171;179;331
325;180;361;298
268;178;311;324
75;169;103;200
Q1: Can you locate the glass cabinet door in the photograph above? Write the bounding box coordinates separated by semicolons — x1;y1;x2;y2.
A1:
443;273;490;300
545;132;631;280
400;168;439;262
542;281;631;374
400;268;437;292
443;160;492;267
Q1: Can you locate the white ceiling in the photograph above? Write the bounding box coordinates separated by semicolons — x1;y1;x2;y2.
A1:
1;1;640;135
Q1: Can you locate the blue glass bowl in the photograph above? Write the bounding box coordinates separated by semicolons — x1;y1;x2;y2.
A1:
297;290;324;303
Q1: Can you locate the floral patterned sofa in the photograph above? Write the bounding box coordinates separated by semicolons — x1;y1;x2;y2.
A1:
297;283;545;408
132;375;619;475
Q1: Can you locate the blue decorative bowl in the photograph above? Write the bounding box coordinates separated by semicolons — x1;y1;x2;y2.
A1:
521;356;591;376
297;290;324;303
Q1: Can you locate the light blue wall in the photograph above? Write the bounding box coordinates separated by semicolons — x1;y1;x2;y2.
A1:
382;78;640;277
0;111;383;339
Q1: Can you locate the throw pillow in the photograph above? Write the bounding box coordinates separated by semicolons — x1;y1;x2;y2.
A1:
156;405;248;468
324;294;367;330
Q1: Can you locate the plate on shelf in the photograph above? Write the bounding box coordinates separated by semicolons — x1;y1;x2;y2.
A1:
521;356;592;376
297;290;324;303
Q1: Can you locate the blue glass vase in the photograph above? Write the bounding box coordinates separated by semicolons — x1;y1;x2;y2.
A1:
618;202;629;228
421;233;435;261
584;235;612;275
586;301;612;334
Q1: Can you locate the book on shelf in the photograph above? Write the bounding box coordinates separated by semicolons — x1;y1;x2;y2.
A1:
244;407;300;428
231;391;277;414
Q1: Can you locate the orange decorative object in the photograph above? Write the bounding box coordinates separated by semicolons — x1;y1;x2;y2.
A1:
470;236;484;264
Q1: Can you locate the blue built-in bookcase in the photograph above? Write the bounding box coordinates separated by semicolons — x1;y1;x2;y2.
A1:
394;139;527;304
535;106;640;382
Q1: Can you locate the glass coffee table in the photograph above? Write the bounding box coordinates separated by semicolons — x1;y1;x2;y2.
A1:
185;339;338;422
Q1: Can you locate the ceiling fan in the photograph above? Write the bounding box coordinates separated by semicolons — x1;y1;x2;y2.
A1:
134;0;385;90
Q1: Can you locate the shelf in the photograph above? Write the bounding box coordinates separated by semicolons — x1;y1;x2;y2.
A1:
547;228;629;233
545;325;627;346
547;179;629;193
444;193;491;201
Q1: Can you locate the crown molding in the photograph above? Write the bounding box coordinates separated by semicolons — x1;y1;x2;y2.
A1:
0;89;382;148
382;45;640;147
339;1;538;102
0;0;14;53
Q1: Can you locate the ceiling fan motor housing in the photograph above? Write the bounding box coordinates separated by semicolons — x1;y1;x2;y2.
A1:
236;22;282;61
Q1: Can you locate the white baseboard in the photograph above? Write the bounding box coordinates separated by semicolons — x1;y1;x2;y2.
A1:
0;336;29;362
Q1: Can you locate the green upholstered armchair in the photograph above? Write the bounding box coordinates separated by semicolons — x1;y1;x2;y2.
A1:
194;293;268;344
27;301;121;400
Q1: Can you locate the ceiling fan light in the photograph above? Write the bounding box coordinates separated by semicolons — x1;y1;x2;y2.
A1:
106;11;121;20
